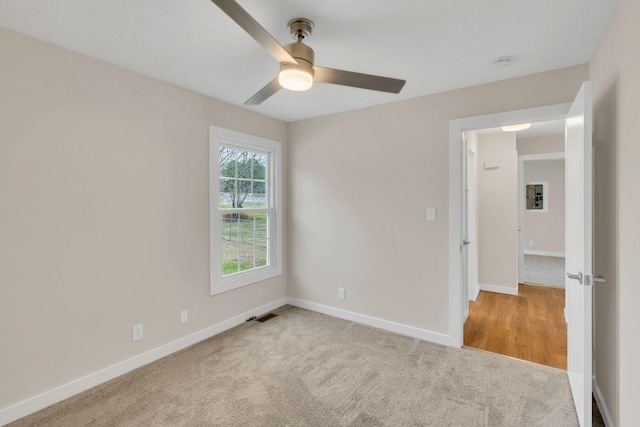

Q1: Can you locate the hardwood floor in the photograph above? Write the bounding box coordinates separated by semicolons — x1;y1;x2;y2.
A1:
464;284;567;370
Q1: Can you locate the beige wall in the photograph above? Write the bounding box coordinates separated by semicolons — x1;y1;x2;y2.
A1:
516;134;564;155
523;160;565;254
477;133;518;291
287;64;588;334
0;28;288;409
590;0;640;424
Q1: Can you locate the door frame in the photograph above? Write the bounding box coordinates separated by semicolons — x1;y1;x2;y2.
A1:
448;103;571;347
518;152;566;285
461;133;469;320
465;141;479;302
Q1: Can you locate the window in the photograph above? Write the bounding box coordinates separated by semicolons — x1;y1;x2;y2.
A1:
209;126;282;295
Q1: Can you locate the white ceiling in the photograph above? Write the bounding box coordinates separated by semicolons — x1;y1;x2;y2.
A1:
0;0;618;122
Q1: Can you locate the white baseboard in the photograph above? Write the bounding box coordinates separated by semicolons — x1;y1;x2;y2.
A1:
0;298;288;427
479;283;519;296
523;250;565;258
286;297;452;347
470;285;480;301
593;376;615;427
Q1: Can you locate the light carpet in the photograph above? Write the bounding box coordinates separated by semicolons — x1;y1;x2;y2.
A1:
9;306;578;426
524;254;565;288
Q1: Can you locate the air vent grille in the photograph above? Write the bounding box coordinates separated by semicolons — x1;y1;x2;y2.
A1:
255;313;278;323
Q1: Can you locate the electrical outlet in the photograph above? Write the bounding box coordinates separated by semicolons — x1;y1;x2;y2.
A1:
427;208;437;222
180;309;189;324
132;324;143;342
338;288;346;300
529;240;534;247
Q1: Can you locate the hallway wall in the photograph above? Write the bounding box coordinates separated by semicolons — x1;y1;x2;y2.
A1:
477;132;518;293
590;0;640;424
522;159;565;254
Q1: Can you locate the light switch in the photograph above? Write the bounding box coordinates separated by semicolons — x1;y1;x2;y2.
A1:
427;208;437;222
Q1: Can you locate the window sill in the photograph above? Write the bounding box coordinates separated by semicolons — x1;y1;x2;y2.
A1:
210;265;282;296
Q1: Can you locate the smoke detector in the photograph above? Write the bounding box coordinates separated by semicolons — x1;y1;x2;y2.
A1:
491;57;512;69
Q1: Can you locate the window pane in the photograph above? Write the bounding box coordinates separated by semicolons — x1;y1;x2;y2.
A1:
220;210;269;275
219;179;235;209
252;184;266;208
220;149;268;209
221;213;269;274
252;153;266;177
219;147;236;179
239;213;255;243
253;153;267;208
240;242;255;271
222;243;239;276
256;240;268;268
255;212;268;239
220;147;238;209
222;214;240;243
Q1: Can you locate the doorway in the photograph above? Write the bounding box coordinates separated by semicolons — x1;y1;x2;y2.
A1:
461;122;568;369
519;151;566;291
449;83;596;426
447;102;571;347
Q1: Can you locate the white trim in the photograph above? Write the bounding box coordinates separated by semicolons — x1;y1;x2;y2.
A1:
449;121;464;347
479;283;519;296
518;154;525;284
286;298;453;347
472;285;480;300
593;376;615;427
0;298;288;426
523;250;565;257
449;103;571;347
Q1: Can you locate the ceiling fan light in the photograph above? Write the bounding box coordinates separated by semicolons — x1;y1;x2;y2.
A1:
278;68;313;91
501;123;532;132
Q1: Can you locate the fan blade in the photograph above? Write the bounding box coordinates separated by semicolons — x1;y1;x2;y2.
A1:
245;77;281;105
211;0;297;65
314;67;406;94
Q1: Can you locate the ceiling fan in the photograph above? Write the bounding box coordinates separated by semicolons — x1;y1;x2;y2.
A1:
210;0;407;105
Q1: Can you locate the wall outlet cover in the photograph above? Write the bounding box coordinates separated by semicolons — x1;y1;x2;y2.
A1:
132;324;143;342
180;310;189;324
338;288;346;300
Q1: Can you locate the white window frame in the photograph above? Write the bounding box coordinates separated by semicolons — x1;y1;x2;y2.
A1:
209;126;282;296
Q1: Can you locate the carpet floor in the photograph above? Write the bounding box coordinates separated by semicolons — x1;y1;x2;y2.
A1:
9;306;579;426
523;255;565;288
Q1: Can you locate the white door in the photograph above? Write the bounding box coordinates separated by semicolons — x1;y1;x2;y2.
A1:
565;81;593;427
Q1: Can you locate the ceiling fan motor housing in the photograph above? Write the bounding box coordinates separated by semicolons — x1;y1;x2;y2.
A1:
282;40;314;76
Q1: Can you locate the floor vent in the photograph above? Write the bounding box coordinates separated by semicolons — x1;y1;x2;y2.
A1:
255;313;278;323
